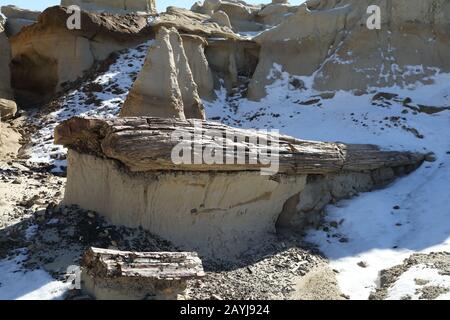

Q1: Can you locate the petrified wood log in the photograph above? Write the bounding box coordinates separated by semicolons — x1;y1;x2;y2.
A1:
55;117;424;174
81;247;204;300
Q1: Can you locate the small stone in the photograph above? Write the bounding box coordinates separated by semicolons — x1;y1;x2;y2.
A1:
330;221;339;228
357;261;368;268
393;205;400;210
339;237;349;243
424;152;437;162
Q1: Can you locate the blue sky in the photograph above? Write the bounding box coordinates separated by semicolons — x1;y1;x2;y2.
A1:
0;0;275;12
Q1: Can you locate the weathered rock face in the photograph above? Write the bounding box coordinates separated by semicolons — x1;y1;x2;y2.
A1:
121;27;205;119
0;19;17;119
10;6;153;107
248;0;450;100
55;117;424;258
181;34;216;101
60;0;157;14
1;5;40;37
192;0;297;32
205;38;260;92
150;6;239;40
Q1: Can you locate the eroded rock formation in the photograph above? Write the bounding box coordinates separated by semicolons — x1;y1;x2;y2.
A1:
248;0;450;100
192;0;299;32
10;6;153;107
0;18;17;119
1;5;40;37
60;0;157;14
55;117;424;258
150;6;238;40
121;27;205;119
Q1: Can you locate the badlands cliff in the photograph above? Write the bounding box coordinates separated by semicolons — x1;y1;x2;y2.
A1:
248;0;450;100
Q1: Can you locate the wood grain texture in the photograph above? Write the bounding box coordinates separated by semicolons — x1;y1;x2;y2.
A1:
55;117;425;174
82;247;205;280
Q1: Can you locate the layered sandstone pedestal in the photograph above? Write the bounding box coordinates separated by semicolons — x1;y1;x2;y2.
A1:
55;117;424;258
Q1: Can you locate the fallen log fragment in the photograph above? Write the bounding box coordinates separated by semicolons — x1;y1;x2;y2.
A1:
81;247;205;300
55;116;425;174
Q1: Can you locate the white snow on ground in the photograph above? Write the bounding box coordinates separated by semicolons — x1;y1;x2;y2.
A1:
26;42;151;172
0;250;71;300
386;265;450;300
205;65;450;299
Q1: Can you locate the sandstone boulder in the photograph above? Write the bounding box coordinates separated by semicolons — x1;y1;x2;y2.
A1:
210;10;232;29
55;117;424;258
60;0;157;14
10;6;153;107
121;27;205;119
248;0;450;100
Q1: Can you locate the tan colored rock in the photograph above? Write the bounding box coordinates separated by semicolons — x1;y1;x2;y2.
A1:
151;6;239;40
1;5;40;36
1;5;40;21
10;6;153;107
181;34;215;101
0;19;16;119
0;99;17;120
0;122;21;159
248;0;450;100
60;0;157;14
121;28;205;119
65;150;308;258
210;10;232;29
121;28;185;119
257;3;295;26
169;31;205;119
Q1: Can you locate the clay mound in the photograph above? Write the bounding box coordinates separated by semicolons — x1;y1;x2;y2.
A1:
60;0;157;14
248;0;450;100
121;27;205;120
9;6;154;107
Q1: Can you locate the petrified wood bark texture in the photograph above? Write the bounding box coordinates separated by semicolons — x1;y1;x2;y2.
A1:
81;247;204;300
55;116;424;174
